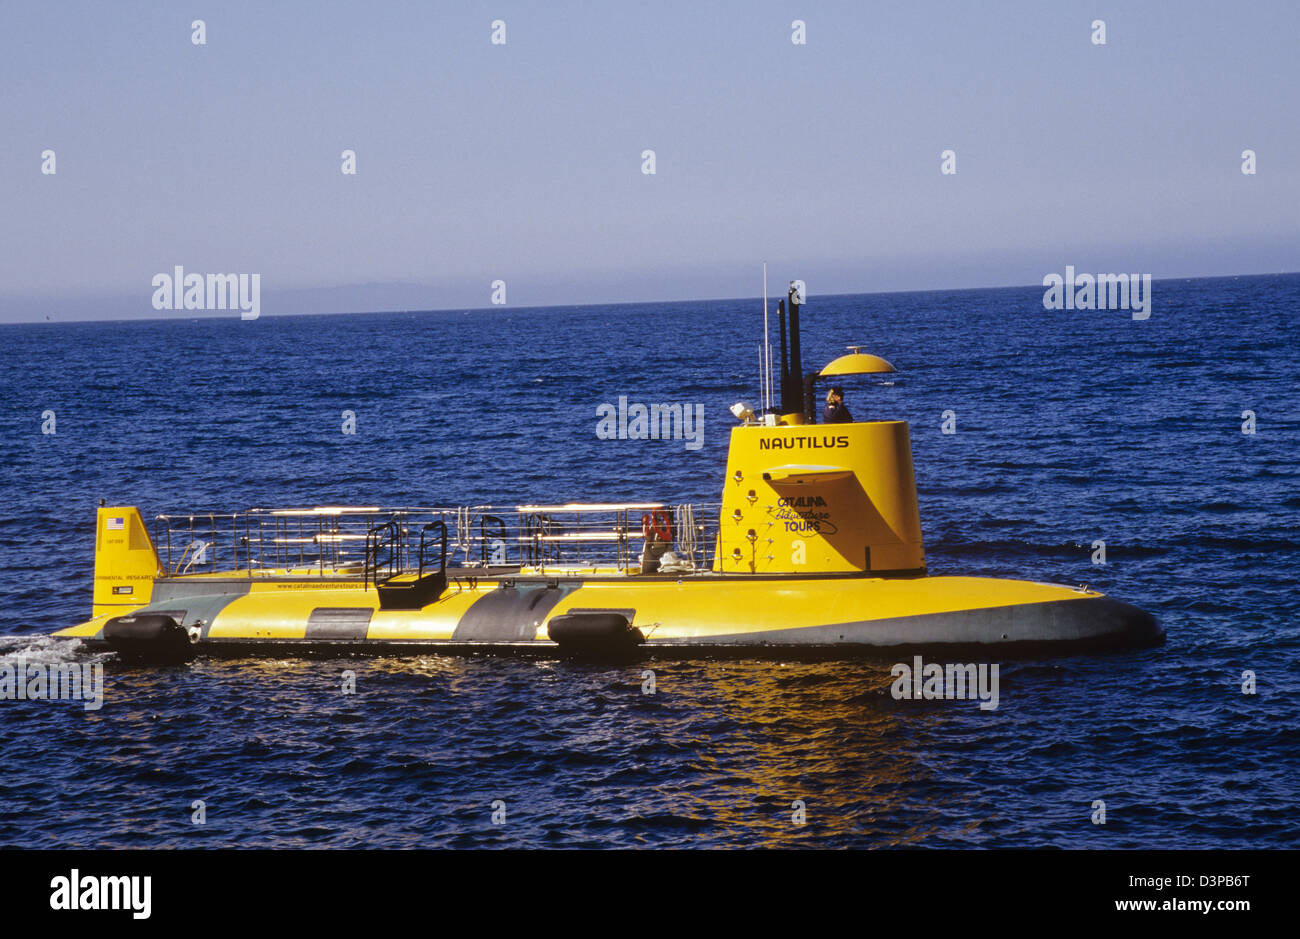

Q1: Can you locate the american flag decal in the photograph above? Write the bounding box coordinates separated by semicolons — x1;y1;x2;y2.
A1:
107;517;125;530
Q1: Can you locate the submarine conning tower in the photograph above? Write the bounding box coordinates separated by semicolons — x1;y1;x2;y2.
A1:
714;280;926;576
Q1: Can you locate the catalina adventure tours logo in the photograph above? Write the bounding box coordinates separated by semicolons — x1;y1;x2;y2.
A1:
891;655;1000;711
0;657;103;711
50;869;151;920
1042;265;1151;320
151;266;261;320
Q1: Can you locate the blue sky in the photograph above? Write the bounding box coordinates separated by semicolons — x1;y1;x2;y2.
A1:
1;0;1297;320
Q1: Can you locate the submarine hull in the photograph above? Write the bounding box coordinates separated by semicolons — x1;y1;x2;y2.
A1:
55;572;1163;661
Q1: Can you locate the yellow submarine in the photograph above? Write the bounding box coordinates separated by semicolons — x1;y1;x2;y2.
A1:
53;280;1162;661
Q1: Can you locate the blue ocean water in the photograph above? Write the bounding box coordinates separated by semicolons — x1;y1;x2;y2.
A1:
0;275;1297;848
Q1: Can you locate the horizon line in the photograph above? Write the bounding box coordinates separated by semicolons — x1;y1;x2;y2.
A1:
3;268;1296;327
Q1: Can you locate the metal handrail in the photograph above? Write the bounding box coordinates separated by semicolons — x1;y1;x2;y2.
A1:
363;517;401;590
417;520;448;578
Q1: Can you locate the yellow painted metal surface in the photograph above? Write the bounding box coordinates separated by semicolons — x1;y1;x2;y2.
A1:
53;614;116;639
91;506;163;617
714;421;925;574
547;575;1091;640
819;352;896;376
364;584;483;641
761;464;853;484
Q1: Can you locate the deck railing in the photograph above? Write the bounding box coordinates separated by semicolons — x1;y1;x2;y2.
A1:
153;503;720;578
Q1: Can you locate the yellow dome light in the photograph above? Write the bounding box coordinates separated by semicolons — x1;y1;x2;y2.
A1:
819;345;896;377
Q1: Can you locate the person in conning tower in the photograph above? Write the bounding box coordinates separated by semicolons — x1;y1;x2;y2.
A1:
823;386;853;424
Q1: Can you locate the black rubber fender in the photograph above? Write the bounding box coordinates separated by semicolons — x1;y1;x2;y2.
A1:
547;612;645;654
102;613;197;663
